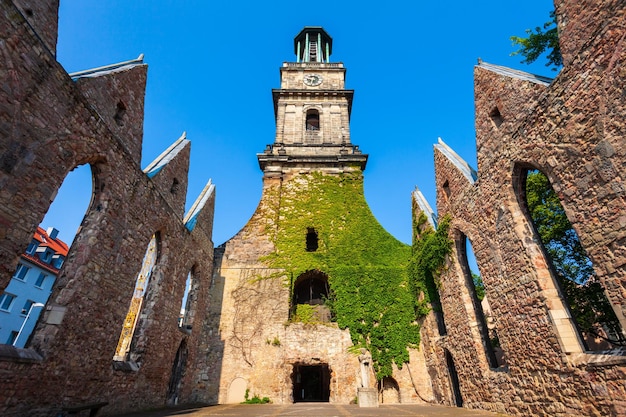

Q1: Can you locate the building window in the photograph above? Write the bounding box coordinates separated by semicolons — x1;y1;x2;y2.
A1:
306;228;319;252
13;264;30;281
34;273;47;288
0;293;16;312
517;168;626;351
6;331;19;345
26;240;38;255
41;250;52;263
21;300;35;315
291;270;331;322
178;271;195;331
114;233;159;362
306;109;320;131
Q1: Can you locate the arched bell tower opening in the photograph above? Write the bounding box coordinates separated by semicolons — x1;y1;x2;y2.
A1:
291;270;331;322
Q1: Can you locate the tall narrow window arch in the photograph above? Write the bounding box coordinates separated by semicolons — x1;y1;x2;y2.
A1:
0;164;92;348
518;168;625;350
457;233;506;368
113;233;159;362
306;109;320;131
178;269;198;332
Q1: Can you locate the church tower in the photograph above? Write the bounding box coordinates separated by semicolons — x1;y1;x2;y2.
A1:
205;27;423;406
258;26;367;175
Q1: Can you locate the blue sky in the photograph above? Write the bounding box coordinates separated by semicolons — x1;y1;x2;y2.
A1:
45;1;556;247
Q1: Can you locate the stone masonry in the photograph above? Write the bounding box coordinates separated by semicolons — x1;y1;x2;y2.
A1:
0;1;215;416
0;1;625;416
413;1;626;416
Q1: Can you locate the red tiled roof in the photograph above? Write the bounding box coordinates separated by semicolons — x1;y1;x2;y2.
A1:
21;253;61;274
33;227;69;256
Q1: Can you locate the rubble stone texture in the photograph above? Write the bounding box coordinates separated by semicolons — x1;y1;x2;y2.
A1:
0;1;625;416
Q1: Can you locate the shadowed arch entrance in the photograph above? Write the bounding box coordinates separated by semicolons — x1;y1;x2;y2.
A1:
291;270;331;322
292;363;330;402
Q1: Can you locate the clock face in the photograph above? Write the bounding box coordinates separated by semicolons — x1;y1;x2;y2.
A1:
303;73;323;86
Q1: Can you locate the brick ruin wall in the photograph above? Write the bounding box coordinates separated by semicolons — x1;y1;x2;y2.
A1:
0;2;215;416
1;0;626;416
416;1;626;416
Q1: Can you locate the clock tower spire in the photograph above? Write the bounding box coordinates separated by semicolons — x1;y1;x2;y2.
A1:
258;26;367;175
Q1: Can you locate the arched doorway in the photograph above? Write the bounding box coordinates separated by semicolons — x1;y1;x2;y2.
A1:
292;363;330;402
378;377;400;403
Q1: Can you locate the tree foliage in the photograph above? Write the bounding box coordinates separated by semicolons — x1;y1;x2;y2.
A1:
525;170;624;346
511;11;562;71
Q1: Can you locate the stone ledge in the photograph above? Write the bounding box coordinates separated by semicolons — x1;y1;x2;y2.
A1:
0;344;44;363
112;359;140;372
569;348;626;367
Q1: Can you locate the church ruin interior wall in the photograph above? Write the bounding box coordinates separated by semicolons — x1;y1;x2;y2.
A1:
0;0;625;416
0;3;215;415
420;1;626;415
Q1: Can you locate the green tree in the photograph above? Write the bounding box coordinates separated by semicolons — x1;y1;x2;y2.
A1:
511;11;562;71
526;170;625;346
472;272;485;301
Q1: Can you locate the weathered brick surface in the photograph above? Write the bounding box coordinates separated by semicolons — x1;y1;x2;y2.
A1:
417;2;626;416
0;2;215;416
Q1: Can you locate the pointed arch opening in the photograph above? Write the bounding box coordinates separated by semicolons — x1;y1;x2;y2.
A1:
514;166;625;351
444;349;463;407
0;164;93;349
378;377;400;404
456;233;506;369
113;232;160;366
166;339;188;406
178;268;199;333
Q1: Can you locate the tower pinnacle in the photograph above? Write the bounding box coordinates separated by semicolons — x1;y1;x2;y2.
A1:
294;27;333;63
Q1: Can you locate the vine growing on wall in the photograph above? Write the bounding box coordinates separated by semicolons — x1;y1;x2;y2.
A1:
407;211;452;315
262;172;452;379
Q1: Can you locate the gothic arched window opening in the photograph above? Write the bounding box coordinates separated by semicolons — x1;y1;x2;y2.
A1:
113;233;160;363
457;234;506;369
291;270;331;322
519;168;626;350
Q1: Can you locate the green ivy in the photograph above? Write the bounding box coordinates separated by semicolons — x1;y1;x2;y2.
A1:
262;172;451;379
407;211;452;316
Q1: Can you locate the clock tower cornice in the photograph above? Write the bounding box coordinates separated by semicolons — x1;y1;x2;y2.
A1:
271;89;354;121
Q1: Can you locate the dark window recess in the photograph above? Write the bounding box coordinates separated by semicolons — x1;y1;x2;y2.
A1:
114;101;127;126
171;178;180;194
489;107;503;128
306;109;320;131
306;228;318;252
442;180;451;199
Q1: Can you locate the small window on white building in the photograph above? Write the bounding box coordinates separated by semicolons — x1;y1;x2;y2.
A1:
13;264;30;281
0;293;16;312
52;254;64;269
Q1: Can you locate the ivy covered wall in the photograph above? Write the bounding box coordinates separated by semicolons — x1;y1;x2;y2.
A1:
263;171;431;378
